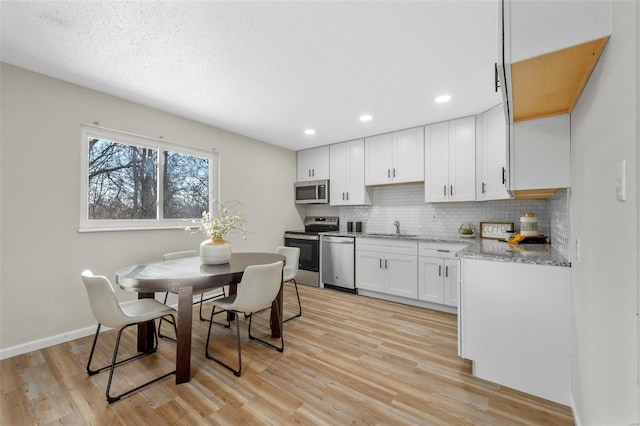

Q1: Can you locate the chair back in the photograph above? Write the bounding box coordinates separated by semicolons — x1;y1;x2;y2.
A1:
163;250;198;260
232;261;284;313
276;246;299;282
81;270;128;329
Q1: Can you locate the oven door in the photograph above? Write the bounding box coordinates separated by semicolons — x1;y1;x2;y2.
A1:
284;234;319;272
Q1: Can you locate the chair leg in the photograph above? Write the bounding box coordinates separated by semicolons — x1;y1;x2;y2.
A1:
205;307;242;376
87;321;175;403
158;293;177;341
248;303;284;353
283;279;302;323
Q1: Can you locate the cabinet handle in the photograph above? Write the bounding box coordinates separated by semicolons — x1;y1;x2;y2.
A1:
502;167;506;185
379;258;382;269
342;192;345;200
450;185;453;196
494;62;500;93
438;265;442;276
443;185;447;196
388;169;391;178
308;169;311;178
482;182;486;194
393;168;396;178
312;169;315;177
346;192;349;200
445;266;449;277
385;259;388;269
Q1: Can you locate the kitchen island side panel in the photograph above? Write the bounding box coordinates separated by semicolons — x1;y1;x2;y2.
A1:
460;258;571;405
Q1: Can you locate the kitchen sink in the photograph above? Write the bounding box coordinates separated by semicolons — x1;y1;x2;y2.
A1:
365;233;420;238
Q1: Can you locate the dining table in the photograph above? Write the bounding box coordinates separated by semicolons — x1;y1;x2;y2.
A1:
116;252;286;384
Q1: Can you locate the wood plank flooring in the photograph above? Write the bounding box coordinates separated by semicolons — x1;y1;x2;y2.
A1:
1;284;574;425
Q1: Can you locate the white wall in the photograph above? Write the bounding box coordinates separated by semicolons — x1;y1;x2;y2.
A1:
570;1;639;424
0;63;303;354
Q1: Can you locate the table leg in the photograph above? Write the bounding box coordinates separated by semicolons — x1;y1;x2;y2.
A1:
137;292;155;352
176;286;193;384
270;279;283;338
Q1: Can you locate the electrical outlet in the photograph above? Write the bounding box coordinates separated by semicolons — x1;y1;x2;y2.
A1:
431;212;438;222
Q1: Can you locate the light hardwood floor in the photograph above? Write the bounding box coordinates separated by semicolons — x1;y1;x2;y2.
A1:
1;284;573;425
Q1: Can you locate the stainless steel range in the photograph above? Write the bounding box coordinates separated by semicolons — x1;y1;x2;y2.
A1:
284;216;339;287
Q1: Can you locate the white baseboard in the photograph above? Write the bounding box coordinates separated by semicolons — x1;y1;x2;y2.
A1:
0;325;101;360
0;295;214;361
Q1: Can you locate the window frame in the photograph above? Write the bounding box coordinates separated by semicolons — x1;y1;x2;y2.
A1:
79;124;217;232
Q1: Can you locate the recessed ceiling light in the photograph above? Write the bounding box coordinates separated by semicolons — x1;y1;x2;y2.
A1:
435;94;452;103
304;129;316;135
359;114;373;122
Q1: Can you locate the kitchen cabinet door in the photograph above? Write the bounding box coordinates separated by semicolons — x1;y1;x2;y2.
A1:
297;146;330;182
355;251;385;292
425;117;476;202
477;105;510;201
330;139;371;206
418;256;444;304
425;122;450;202
365;133;394;185
418;257;459;307
365;127;424;186
448;117;476;202
385;253;418;299
443;259;459;307
329;142;349;205
393;127;424;184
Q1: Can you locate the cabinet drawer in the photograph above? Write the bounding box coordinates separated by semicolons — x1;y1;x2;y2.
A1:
356;238;418;256
418;242;467;258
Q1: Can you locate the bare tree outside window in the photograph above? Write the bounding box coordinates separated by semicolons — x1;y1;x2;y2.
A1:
88;138;158;219
163;151;209;219
87;138;209;221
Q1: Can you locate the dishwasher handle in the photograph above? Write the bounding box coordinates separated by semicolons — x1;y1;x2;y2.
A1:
322;237;354;244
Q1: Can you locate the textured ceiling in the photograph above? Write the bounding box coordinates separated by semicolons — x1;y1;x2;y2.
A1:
1;1;503;151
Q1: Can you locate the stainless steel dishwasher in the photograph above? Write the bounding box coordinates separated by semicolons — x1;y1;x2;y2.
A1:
320;235;355;292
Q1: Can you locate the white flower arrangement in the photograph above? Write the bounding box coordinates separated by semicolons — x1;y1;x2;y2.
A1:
187;200;248;240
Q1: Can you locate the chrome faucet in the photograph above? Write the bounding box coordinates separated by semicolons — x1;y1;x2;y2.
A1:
393;220;400;235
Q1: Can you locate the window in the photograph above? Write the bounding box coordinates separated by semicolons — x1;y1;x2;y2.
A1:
80;125;217;231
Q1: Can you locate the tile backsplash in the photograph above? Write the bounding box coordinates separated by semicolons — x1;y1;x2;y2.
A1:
310;184;570;259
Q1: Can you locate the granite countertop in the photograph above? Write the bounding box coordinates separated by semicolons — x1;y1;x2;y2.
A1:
320;232;571;267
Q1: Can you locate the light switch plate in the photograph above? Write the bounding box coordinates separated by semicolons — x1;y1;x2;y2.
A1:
616;160;627;202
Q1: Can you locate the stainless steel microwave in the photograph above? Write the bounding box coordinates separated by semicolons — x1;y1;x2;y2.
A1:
294;180;329;204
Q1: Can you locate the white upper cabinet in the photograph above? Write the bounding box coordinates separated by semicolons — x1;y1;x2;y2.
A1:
365;127;424;185
297;145;330;182
425;117;476;202
329;139;372;206
498;0;612;122
510;114;570;193
477;105;510;201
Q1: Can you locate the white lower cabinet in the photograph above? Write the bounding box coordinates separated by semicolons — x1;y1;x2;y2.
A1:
418;257;459;307
417;242;465;307
355;238;418;298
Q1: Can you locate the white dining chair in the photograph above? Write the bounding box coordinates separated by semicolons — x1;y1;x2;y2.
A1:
157;250;227;340
205;261;284;376
81;270;177;403
276;246;302;322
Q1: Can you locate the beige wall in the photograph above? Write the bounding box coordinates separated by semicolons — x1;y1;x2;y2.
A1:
570;1;639;424
0;63;304;352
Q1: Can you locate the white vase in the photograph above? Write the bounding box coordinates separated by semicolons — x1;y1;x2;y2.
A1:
200;237;232;265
